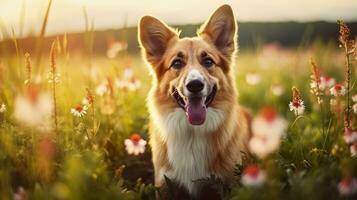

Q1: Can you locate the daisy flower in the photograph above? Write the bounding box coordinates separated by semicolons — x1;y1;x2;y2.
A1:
330;84;346;97
271;84;284;96
245;73;261;86
241;165;266;187
338;177;357;196
0;103;6;113
344;128;357;144
124;133;147;155
14;85;53;130
351;143;357;157
289;87;305;116
71;104;88;117
250;107;287;159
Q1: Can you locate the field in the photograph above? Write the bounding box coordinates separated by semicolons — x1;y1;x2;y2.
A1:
1;7;357;199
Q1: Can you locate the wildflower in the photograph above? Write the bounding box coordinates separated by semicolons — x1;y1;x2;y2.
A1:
351;143;357;157
124;133;147;155
271;84;284;96
123;67;134;79
289;87;305;116
241;165;266;187
338;176;357;196
310;59;323;101
245;72;261;85
115;78;141;91
250;107;287;159
330;84;346;97
344;128;357;144
352;94;357;102
106;40;128;58
321;76;336;89
14;85;53;130
71;104;88;117
96;79;113;96
353;104;357;113
0;103;6;113
13;186;27;200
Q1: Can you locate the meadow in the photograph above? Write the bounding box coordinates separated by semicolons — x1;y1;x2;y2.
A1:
0;9;357;199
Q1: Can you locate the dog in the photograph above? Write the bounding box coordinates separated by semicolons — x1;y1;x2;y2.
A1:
138;4;251;198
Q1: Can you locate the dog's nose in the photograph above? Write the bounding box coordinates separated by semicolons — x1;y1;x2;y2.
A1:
186;79;204;93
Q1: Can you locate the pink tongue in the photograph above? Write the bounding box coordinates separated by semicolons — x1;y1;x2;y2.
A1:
185;97;207;125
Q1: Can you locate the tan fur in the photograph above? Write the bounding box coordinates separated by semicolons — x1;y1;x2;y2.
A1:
138;4;251;196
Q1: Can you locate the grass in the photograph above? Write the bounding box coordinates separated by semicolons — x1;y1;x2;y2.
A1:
0;17;357;200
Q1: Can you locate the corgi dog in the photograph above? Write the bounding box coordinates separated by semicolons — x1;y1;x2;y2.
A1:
138;4;251;197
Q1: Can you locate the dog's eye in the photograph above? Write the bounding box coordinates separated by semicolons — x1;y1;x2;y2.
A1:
202;57;215;68
171;59;184;69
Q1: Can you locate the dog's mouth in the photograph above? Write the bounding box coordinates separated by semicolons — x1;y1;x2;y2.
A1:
172;85;217;125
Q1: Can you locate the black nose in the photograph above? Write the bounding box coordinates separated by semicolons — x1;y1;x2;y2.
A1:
186;79;204;93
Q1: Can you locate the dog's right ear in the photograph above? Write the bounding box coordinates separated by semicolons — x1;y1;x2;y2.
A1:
138;16;178;66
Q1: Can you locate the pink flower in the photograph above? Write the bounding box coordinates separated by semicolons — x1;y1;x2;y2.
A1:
351;143;357;157
330;84;346;96
344;128;357;144
124;134;147;155
250;107;287;159
338;177;357;196
241;165;266;187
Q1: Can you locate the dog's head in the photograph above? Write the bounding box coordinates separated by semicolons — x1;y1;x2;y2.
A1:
139;5;237;126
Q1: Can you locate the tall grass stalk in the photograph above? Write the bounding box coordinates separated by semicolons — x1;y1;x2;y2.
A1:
24;52;31;85
338;20;354;128
36;0;53;66
50;40;58;133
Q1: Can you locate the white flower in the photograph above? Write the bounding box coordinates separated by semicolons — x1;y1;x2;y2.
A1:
246;73;261;85
252;107;287;138
115;79;141;91
249;134;281;159
338;177;357;196
271;84;284;96
320;76;336;89
344;128;357;144
124;134;147;155
250;107;287;159
123;67;134;80
71;104;88;117
106;41;128;58
14;86;53;130
351;143;357;157
353;104;357;114
352;94;357;102
0;103;6;113
96;80;112;96
330;84;346;96
241;165;266;187
289;99;305;116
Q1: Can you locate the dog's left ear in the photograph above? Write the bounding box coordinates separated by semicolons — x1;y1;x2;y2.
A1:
198;5;237;57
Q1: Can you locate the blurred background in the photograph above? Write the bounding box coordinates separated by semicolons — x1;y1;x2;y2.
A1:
1;0;357;55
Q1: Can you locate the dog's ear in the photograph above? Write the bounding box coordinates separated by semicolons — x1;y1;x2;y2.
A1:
138;16;178;65
198;5;237;57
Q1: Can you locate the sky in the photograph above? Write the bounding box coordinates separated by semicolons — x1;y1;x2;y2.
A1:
0;0;357;38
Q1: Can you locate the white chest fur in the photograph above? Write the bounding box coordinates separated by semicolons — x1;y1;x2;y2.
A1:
155;107;224;194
